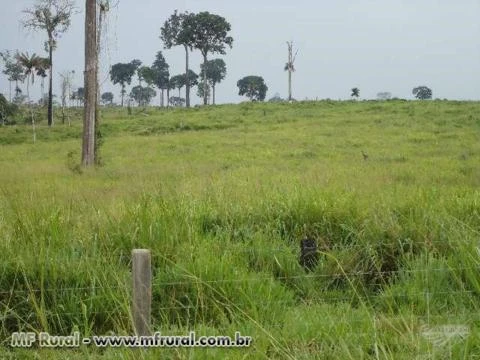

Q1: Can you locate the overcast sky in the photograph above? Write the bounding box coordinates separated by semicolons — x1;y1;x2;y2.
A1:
1;0;479;105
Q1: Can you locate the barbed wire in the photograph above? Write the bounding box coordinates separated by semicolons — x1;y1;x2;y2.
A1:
3;307;478;326
0;265;479;296
1;288;479;311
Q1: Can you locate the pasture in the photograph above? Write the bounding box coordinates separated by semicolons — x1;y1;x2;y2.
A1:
1;100;480;359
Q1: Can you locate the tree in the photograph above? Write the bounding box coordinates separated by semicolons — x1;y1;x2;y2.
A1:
166;77;176;108
268;93;284;102
0;51;26;102
16;52;43;142
169;96;185;107
237;76;268;101
196;81;211;104
167;70;198;100
200;58;226;105
189;12;233;105
95;0;111;166
151;51;169;107
137;66;156;88
412;86;432;100
130;86;156;107
82;0;97;166
161;11;196;108
0;93;18;125
284;41;298;102
59;70;74;124
351;87;360;99
23;0;75;126
110;61;139;106
15;52;43;101
170;74;186;98
185;69;198;90
101;92;114;105
72;87;85;106
377;92;392;100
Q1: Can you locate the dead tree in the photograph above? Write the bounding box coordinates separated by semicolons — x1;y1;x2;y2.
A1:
284;41;298;102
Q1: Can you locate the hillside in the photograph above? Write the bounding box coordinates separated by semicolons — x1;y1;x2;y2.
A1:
1;100;480;359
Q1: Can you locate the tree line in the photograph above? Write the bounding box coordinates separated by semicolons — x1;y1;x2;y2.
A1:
108;10;233;108
0;1;435;123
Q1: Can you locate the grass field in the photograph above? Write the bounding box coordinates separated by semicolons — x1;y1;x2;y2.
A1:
1;100;480;359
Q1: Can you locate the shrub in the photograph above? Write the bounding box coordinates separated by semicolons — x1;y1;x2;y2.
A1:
0;93;18;124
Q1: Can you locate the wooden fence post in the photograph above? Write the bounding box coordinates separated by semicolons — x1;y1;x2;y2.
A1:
132;249;152;336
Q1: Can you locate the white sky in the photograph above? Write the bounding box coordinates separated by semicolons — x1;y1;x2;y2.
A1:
1;0;479;104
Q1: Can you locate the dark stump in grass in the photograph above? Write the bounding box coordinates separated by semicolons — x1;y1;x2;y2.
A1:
299;237;319;272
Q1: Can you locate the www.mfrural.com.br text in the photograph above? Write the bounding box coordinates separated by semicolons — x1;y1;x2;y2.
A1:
11;331;252;348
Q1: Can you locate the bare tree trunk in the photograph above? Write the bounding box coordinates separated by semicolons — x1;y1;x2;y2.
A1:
184;45;190;108
121;85;125;106
203;53;208;106
95;2;106;165
48;42;53;126
40;78;44;100
9;81;12;102
212;84;216;105
160;89;164;107
82;0;97;167
26;78;36;143
167;88;170;108
288;70;292;101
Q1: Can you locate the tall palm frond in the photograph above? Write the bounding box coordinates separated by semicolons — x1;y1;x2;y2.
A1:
15;52;42;85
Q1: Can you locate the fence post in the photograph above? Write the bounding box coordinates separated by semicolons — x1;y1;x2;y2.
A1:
132;249;152;336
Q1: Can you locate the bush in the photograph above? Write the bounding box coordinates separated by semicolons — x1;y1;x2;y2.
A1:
0;93;18;125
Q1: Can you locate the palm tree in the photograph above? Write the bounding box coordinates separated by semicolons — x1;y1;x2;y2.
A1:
35;57;50;99
15;52;42;101
16;52;42;144
23;0;75;126
351;87;360;99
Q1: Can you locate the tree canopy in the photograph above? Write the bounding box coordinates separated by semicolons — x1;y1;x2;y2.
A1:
130;86;156;107
110;61;139;106
412;86;432;100
184;69;199;88
160;11;196;107
101;92;114;105
200;58;226;105
15;52;43;99
137;66;156;87
189;12;233;105
351;87;360;98
196;81;211;103
377;92;392;100
237;76;268;101
170;74;186;94
0;51;25;100
151;51;169;90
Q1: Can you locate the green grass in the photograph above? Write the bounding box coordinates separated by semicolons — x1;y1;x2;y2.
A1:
1;100;480;359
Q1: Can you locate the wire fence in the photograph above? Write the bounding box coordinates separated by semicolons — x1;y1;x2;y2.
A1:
1;265;478;296
1;249;479;341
